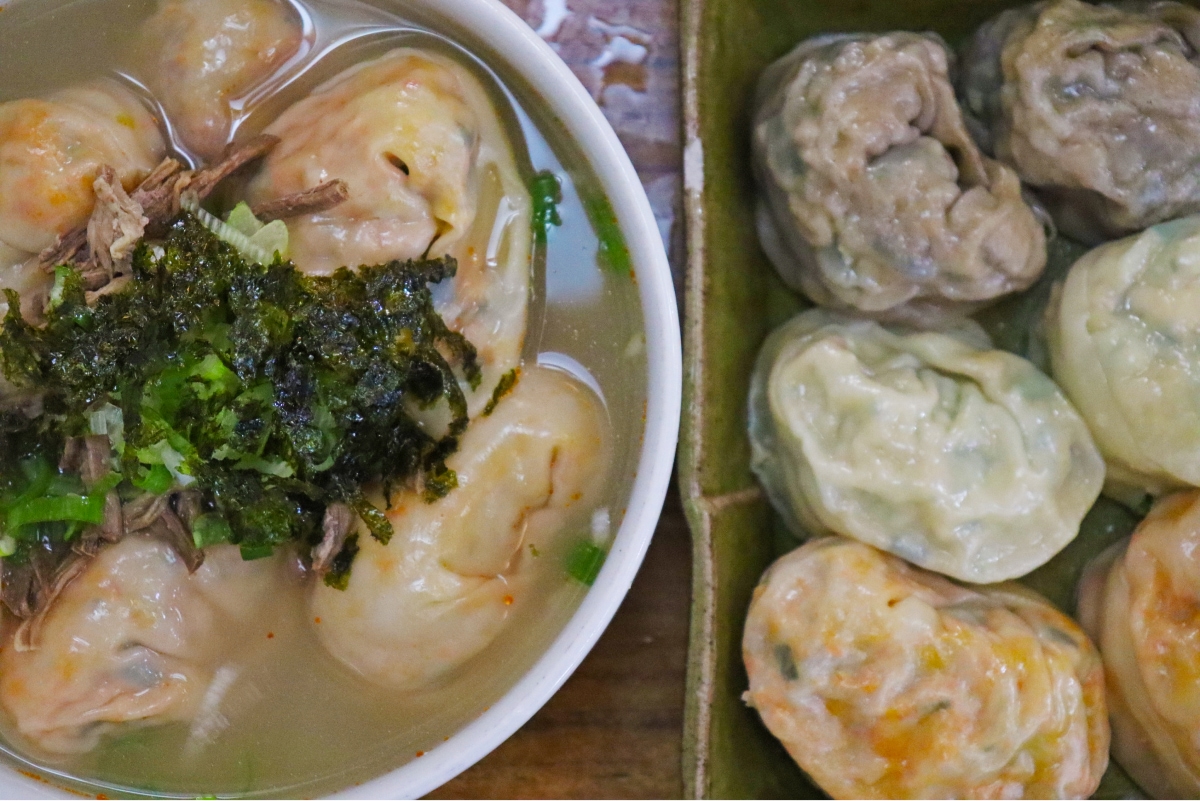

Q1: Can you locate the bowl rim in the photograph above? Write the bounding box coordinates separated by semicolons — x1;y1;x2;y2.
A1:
332;2;681;796
0;0;681;797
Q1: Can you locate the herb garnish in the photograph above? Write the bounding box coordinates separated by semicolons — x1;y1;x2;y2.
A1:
0;213;478;573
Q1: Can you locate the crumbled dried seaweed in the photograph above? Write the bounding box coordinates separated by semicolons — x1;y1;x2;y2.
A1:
0;213;478;593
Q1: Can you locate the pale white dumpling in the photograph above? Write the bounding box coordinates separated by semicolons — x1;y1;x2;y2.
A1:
0;243;27;273
139;0;303;161
0;540;287;754
0;80;165;255
310;366;610;690
1078;490;1200;798
744;537;1109;799
1047;214;1200;497
749;309;1104;583
248;48;532;414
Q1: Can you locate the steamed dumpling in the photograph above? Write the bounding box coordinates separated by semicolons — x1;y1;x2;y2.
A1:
1047;214;1200;497
0;539;287;754
749;309;1103;583
247;47;528;272
753;32;1046;324
0;80;165;255
309;366;611;690
744;537;1109;799
138;0;303;161
1078;490;1200;798
247;48;532;414
960;0;1200;243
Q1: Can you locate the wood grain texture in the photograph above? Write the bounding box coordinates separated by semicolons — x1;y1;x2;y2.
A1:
430;1;688;797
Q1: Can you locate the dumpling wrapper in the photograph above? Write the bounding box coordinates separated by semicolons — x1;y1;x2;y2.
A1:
309;366;611;690
0;80;165;327
1047;214;1200;498
750;309;1104;583
247;48;532;415
960;0;1200;243
744;536;1109;799
0;540;288;754
0;80;164;255
137;0;303;161
1078;490;1200;798
753;32;1046;325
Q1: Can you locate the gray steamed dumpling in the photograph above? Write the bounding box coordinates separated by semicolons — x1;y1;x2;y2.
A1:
753;32;1047;325
960;0;1200;243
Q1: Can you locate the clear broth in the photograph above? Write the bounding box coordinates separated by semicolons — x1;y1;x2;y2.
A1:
0;0;650;795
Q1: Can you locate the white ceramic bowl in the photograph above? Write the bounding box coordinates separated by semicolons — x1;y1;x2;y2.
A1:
0;0;680;797
338;2;682;797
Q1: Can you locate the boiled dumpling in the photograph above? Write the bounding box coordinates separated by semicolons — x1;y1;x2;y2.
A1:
753;32;1046;324
960;0;1200;243
1046;214;1200;497
309;366;611;690
1077;490;1200;798
138;0;303;161
247;48;532;414
744;536;1109;799
0;80;165;255
749;309;1104;583
0;539;287;754
0;81;165;323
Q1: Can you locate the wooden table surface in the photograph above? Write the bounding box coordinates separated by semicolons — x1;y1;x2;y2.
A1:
431;0;689;797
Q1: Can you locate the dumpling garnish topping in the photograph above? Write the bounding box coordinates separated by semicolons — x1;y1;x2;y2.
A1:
0;171;479;612
749;309;1103;583
1047;214;1200;498
1079;491;1200;798
753;32;1047;324
744;537;1110;800
961;0;1200;243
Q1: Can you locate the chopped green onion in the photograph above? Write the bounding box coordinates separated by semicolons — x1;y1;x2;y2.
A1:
192;514;234;549
239;543;274;560
180;194;277;266
7;493;106;530
48;265;72;311
90;472;123;496
582;193;631;275
566;540;607;586
89;402;126;455
137;439;195;487
530;170;563;246
131;464;173;494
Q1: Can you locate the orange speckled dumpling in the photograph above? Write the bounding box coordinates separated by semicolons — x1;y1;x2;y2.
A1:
1079;490;1200;798
744;537;1109;799
0;81;164;256
138;0;303;161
